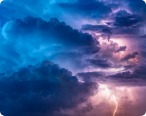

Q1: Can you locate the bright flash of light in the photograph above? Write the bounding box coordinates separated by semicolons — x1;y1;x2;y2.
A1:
143;112;146;116
97;84;119;116
0;0;3;3
113;95;118;116
91;83;138;116
95;83;122;116
119;51;124;58
143;0;146;3
110;39;125;46
0;112;4;116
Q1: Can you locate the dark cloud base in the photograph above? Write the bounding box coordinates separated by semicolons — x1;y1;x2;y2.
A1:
87;59;112;68
121;51;139;62
0;60;98;116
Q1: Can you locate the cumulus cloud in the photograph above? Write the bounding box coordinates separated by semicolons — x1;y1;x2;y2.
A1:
3;17;98;48
121;51;139;62
87;59;112;68
77;72;104;82
111;15;143;27
106;65;146;86
0;60;98;116
76;64;146;86
102;29;112;41
115;46;127;53
82;15;144;37
0;17;100;72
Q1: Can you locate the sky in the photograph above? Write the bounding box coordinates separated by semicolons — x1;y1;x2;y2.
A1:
0;0;146;116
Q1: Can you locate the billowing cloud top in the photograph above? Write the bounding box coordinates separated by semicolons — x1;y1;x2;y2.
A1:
0;60;97;116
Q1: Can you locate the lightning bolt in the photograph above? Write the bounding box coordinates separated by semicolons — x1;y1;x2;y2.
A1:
113;95;118;116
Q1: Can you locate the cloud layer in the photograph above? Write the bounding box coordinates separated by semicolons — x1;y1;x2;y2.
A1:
0;0;146;116
0;60;97;116
1;17;100;72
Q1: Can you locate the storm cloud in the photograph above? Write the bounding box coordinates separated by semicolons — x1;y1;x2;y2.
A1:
121;51;139;62
0;0;146;116
115;46;127;53
77;72;104;82
0;17;100;72
105;65;146;86
0;60;98;116
87;59;112;68
58;0;112;19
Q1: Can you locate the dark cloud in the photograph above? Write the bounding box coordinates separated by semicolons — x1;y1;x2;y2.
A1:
80;103;94;113
115;46;127;53
77;65;146;86
82;11;144;37
0;17;100;72
82;24;140;36
106;65;146;86
77;72;104;82
127;0;146;15
98;41;119;60
111;15;143;27
121;51;139;62
82;24;110;32
87;59;112;68
58;0;112;19
140;34;146;39
114;10;131;17
141;51;146;58
102;29;112;41
0;60;98;116
110;9;145;36
3;17;98;48
84;47;100;54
